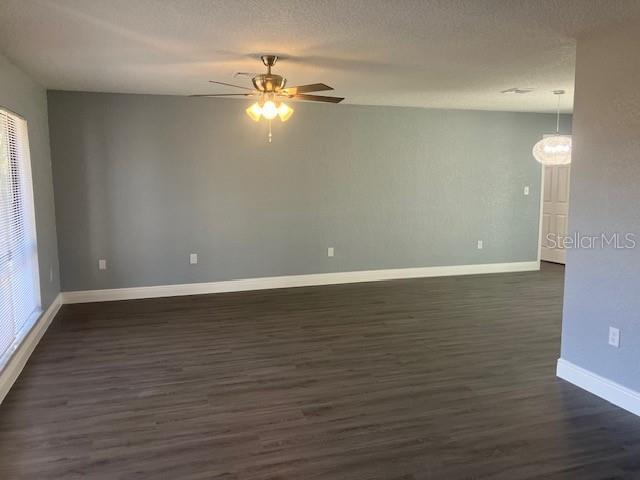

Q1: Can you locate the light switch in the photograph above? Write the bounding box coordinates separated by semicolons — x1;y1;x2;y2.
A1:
327;247;335;257
609;327;620;348
477;240;483;250
524;185;530;195
98;259;107;270
190;253;198;265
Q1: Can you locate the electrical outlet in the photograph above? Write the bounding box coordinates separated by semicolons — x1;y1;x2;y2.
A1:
190;253;198;265
609;327;620;348
524;185;530;196
477;240;483;250
327;247;335;257
98;259;107;270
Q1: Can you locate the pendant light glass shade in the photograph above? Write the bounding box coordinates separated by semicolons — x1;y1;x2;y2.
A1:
533;90;572;165
261;100;278;120
532;134;572;165
277;103;294;122
246;102;262;122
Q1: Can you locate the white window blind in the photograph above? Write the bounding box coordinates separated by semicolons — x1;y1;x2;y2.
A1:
0;108;40;366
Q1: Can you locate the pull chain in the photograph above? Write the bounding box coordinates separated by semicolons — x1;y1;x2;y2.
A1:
268;120;272;143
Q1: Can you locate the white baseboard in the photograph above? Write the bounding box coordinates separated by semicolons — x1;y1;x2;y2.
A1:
62;260;540;304
0;294;63;404
556;358;640;417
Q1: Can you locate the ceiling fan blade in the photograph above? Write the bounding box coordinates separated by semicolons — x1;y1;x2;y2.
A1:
282;83;333;95
293;94;344;103
208;80;254;91
234;72;261;78
190;93;253;97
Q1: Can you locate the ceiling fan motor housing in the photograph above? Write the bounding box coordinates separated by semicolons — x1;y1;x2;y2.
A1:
252;74;286;93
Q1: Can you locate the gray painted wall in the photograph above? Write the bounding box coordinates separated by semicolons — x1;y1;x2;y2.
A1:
48;91;570;291
0;53;60;309
561;22;640;391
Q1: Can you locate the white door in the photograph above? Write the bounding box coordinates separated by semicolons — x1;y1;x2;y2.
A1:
540;165;571;264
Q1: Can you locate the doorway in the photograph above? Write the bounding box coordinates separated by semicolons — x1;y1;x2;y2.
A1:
539;165;571;264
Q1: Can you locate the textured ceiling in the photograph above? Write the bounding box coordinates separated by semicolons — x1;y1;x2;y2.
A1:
2;0;640;112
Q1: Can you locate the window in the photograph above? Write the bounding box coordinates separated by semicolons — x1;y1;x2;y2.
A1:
0;108;40;368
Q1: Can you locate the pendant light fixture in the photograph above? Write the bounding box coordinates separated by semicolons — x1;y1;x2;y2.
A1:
532;90;572;165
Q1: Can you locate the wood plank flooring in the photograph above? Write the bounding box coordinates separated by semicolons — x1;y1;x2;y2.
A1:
1;263;640;479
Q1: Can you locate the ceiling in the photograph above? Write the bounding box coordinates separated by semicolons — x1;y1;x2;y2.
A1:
2;0;640;113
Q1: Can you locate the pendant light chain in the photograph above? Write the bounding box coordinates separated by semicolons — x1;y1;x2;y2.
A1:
553;89;564;134
556;93;560;134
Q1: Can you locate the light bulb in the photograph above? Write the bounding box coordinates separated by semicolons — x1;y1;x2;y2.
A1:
277;102;294;122
246;103;262;122
262;100;278;120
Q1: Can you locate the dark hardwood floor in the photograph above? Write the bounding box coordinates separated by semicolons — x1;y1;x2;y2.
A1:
1;263;639;479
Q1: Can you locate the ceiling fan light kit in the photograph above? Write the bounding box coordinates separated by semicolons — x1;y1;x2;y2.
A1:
191;55;343;142
532;90;572;165
245;97;294;123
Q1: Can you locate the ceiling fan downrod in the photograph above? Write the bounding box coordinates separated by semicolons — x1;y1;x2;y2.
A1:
261;55;278;74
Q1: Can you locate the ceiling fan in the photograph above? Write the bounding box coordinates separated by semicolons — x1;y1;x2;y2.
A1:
190;55;344;142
